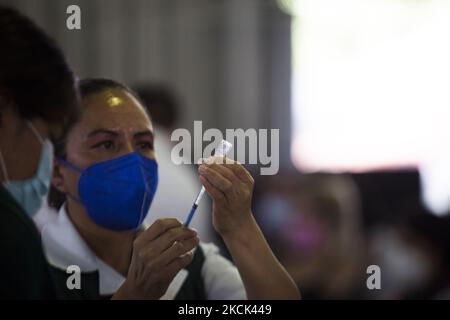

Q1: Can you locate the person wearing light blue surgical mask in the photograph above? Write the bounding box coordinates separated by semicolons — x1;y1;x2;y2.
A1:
0;5;79;299
0;121;54;217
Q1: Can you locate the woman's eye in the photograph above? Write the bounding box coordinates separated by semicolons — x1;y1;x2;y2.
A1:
92;141;115;150
102;141;114;149
138;142;153;150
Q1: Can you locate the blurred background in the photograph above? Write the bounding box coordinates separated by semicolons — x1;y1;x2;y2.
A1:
2;0;450;299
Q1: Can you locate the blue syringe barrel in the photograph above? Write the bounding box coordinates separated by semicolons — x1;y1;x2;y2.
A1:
184;140;232;227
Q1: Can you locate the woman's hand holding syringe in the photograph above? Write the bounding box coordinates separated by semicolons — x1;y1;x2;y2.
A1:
195;148;301;300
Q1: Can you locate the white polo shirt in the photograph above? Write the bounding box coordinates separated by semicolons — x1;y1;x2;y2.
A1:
40;205;247;299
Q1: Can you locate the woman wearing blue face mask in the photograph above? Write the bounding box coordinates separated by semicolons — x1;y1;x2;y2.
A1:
0;6;79;299
42;78;300;300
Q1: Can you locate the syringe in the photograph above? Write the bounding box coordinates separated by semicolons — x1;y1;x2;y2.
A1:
184;140;233;227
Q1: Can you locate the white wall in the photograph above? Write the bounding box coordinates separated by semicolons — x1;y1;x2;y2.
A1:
1;0;292;171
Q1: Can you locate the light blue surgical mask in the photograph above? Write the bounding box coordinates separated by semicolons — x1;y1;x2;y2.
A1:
0;121;53;217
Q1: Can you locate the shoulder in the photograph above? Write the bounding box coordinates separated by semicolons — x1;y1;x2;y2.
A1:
0;192;44;259
199;242;234;270
199;242;221;255
50;266;101;300
175;242;247;300
0;190;39;242
198;242;247;300
0;192;59;298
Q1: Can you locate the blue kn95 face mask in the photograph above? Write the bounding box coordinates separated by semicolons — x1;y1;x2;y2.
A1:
58;152;158;231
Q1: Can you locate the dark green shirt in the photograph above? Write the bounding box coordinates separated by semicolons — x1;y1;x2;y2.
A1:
0;186;66;299
50;244;206;300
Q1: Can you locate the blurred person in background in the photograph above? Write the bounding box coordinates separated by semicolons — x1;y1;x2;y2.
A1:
42;78;300;300
256;173;367;299
133;84;214;243
369;210;450;299
0;6;79;298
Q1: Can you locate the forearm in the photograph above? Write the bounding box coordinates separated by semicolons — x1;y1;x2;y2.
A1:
221;215;301;300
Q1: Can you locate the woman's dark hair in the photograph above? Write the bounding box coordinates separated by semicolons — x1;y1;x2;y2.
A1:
133;84;179;129
78;78;132;99
49;78;150;209
0;6;79;127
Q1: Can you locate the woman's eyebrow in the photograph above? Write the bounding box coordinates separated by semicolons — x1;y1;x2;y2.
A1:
87;128;119;138
133;130;154;140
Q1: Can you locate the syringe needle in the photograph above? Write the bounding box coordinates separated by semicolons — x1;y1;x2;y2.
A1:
184;140;232;227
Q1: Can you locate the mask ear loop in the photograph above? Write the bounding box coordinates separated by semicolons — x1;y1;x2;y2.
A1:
55;157;84;204
137;159;157;229
0;148;10;182
27;121;44;145
136;161;155;229
137;191;149;229
1;122;50;184
56;157;83;173
0;122;45;182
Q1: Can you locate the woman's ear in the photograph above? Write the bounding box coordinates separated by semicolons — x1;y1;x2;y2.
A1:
51;159;67;193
